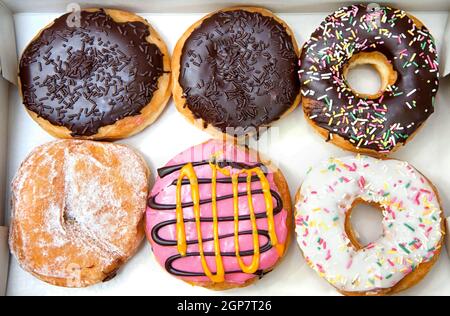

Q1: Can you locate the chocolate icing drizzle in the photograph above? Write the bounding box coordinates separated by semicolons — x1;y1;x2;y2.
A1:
19;9;165;136
299;4;439;152
157;159;266;178
149;160;283;278
179;9;300;135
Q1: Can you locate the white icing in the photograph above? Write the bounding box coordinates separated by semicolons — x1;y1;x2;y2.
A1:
295;155;443;293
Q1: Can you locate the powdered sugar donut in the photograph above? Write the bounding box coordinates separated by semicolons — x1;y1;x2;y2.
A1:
9;140;149;287
145;139;292;290
295;155;444;295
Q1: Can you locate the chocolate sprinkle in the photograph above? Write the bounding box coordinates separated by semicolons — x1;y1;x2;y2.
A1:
19;9;165;137
179;9;300;136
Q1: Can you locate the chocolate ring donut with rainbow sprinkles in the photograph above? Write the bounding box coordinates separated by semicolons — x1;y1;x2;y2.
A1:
299;4;439;156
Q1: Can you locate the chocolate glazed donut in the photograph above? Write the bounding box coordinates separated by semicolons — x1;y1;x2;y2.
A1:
172;7;301;138
299;4;439;155
19;8;171;139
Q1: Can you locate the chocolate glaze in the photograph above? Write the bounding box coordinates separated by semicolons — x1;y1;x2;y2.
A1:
149;188;282;212
149;160;283;278
299;4;439;152
179;9;300;136
157;159;266;178
164;231;273;277
19;9;165;137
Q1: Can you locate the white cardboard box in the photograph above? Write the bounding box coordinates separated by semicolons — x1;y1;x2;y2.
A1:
1;0;450;296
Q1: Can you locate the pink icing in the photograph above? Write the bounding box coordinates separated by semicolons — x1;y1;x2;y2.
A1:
145;139;288;284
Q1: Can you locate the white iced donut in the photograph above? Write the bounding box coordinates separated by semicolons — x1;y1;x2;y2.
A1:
295;155;444;295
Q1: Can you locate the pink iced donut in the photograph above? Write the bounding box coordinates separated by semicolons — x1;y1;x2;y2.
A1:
145;139;292;290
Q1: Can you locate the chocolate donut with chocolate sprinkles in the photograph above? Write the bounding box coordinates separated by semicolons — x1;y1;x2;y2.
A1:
18;8;171;139
172;7;301;138
299;4;439;156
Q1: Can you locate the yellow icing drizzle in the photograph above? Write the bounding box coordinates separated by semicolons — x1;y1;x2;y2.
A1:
232;171;259;273
176;163;224;282
175;159;283;283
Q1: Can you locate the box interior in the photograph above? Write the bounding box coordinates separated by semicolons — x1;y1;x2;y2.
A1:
3;0;450;13
2;0;450;296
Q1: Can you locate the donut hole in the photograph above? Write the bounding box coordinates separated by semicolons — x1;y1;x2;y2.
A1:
343;51;397;100
346;201;384;249
344;64;381;96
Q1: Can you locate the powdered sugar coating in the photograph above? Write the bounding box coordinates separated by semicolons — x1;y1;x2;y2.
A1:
9;140;149;287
